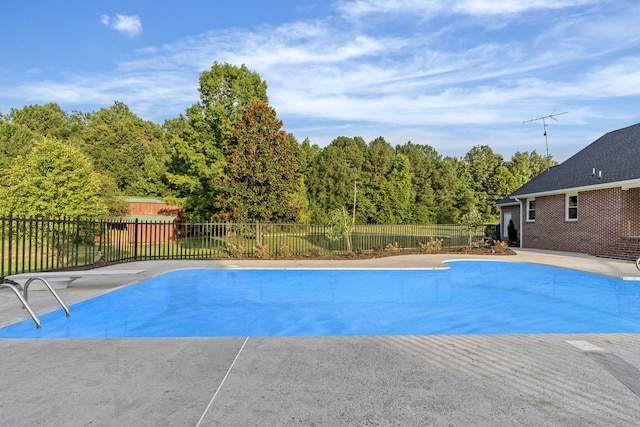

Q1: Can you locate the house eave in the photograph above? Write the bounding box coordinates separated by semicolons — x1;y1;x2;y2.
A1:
496;201;520;207
513;178;640;199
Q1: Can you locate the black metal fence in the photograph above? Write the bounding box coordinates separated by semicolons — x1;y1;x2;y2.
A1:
1;214;498;277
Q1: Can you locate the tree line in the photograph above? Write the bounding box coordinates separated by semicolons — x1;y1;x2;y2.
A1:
0;62;554;223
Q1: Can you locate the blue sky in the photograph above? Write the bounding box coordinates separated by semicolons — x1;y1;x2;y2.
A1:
1;0;639;162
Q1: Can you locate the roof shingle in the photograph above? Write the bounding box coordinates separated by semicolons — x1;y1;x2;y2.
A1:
511;123;640;197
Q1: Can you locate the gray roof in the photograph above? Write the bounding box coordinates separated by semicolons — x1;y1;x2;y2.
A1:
510;123;640;197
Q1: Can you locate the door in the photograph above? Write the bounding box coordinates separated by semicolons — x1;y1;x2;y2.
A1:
503;213;511;238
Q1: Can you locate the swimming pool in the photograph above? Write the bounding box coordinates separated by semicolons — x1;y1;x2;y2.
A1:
1;261;639;338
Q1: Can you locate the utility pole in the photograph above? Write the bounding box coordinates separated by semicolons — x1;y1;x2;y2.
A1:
523;111;568;171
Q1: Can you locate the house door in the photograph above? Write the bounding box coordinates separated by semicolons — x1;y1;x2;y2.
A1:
503;213;511;238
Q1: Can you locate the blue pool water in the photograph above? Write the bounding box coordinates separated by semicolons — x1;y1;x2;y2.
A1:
1;261;640;338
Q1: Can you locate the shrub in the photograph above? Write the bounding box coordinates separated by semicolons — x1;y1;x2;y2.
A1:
493;240;509;252
419;237;443;253
308;248;321;257
278;244;292;258
507;219;518;246
253;243;269;259
385;242;400;252
225;242;244;258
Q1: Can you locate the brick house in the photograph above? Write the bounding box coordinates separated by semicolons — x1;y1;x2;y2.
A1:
497;123;640;260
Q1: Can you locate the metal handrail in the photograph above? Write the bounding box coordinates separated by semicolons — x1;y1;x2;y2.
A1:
1;276;71;328
636;256;640;271
1;280;41;328
23;277;71;317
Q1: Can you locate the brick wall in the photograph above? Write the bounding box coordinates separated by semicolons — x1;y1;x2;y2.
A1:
522;187;623;254
622;187;640;237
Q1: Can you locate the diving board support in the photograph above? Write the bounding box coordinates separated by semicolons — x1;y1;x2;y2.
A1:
0;281;42;328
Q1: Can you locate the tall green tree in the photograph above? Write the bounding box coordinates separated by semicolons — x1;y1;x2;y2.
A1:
163;113;224;220
364;136;395;176
464;145;503;221
0;138;113;218
396;142;440;223
0;122;41;171
214;100;301;222
306;136;367;223
388;154;415;223
433;157;476;223
506;150;555;188
165;62;268;220
79;101;169;196
286;134;311;223
195;62;268;145
8;103;73;140
487;165;518;202
359;137;396;223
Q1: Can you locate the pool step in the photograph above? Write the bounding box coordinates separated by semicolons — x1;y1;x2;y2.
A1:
597;238;640;261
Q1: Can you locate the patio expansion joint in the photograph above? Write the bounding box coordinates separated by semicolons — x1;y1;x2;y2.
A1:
196;336;249;427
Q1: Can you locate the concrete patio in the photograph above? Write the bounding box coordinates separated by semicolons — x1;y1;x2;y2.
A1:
1;249;639;426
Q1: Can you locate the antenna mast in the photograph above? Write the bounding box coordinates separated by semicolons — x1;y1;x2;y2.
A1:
523;111;568;170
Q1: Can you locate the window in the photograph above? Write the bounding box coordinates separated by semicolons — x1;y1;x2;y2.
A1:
527;199;535;221
566;194;578;220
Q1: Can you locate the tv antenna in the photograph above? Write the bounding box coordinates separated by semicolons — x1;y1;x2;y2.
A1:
523;111;568;170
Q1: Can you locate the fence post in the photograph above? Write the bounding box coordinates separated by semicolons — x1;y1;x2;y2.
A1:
256;221;262;247
1;214;7;277
7;212;13;276
73;216;81;268
133;218;139;261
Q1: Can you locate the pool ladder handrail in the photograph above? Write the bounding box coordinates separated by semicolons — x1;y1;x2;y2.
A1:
636;256;640;271
1;277;71;328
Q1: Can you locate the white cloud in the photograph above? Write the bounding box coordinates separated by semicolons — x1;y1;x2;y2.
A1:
336;0;600;18
101;14;142;38
4;1;638;162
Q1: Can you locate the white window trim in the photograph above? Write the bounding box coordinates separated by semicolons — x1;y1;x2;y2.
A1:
566;193;578;221
526;198;536;222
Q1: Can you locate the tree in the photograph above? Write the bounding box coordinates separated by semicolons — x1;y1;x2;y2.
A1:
487;165;518;201
506;150;555;188
286;134;311;223
326;206;353;253
396;142;440;223
165;62;268;220
461;206;484;247
464;145;503;221
365;136;395;176
163;113;224;220
432;157;476;223
196;62;268;145
356;137;415;224
8;103;73;140
0;122;41;171
79;101;169;196
214;100;301;222
0;138;112;218
388;154;415;223
305;136;367;223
